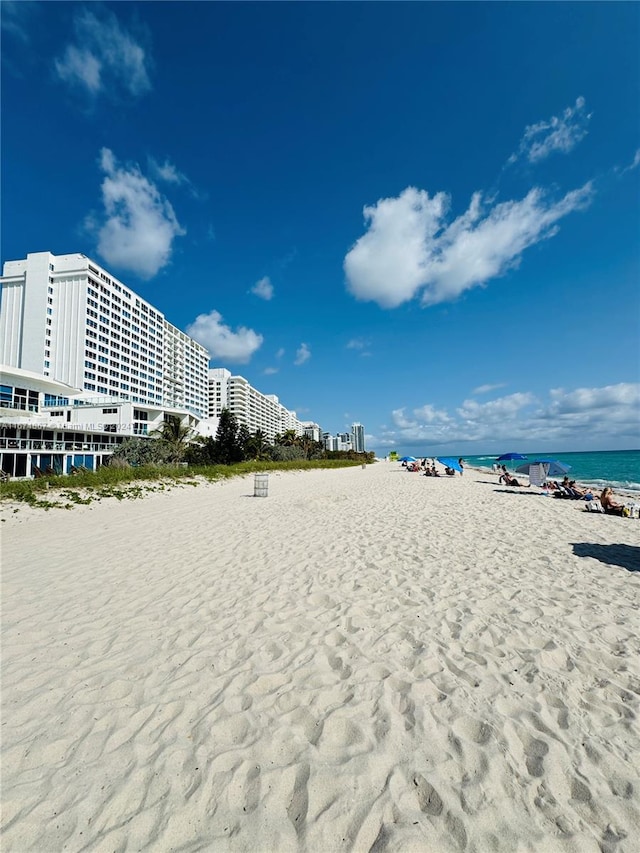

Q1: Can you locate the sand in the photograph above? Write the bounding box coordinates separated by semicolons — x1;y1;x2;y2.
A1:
2;463;639;852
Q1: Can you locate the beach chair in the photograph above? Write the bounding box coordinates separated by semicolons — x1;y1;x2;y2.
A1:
584;499;604;513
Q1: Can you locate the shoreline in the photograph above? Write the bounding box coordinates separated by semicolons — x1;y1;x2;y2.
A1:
3;464;639;851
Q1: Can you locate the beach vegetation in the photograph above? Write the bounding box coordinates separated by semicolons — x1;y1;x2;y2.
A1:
0;456;374;510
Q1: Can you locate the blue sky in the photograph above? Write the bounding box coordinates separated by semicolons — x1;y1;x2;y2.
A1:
2;1;639;456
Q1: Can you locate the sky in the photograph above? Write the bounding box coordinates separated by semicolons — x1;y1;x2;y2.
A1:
2;1;639;457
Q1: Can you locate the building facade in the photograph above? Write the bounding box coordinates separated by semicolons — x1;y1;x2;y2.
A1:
207;368;306;442
0;252;209;418
351;422;365;453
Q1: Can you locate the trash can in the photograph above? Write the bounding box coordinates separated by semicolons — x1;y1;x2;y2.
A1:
362;463;366;469
254;472;269;497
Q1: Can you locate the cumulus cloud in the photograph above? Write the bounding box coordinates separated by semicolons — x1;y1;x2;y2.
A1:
372;383;640;451
251;276;274;301
294;343;311;366
546;383;640;415
509;97;591;164
186;310;263;363
263;367;279;375
55;8;151;99
90;148;185;279
344;183;592;309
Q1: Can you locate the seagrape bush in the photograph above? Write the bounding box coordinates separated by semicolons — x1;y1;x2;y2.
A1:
110;437;169;466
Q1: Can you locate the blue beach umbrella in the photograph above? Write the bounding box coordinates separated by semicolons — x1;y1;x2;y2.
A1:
399;456;417;463
437;456;463;473
497;452;528;462
516;459;571;478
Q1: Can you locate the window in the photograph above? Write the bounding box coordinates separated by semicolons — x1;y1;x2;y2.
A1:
102;408;117;414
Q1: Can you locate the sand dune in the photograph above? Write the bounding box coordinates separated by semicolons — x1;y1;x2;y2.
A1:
2;464;639;851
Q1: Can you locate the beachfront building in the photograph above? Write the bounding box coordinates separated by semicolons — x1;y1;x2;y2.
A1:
351;422;365;453
323;432;353;452
302;423;322;443
207;368;306;442
0;251;210;478
0;364;201;478
0;251;209;418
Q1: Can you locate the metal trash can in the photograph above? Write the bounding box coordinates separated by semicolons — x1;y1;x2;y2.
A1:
254;472;269;497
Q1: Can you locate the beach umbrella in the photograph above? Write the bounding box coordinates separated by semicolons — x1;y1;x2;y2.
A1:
399;456;417;462
515;459;571;478
497;453;528;462
437;456;463;473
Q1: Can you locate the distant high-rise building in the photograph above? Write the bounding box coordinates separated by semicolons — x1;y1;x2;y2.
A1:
207;368;305;441
351;422;365;452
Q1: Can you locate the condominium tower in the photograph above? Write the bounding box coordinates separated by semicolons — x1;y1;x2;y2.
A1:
208;368;306;441
0;252;209;417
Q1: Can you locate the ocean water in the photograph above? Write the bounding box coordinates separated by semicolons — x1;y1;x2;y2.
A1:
463;449;640;495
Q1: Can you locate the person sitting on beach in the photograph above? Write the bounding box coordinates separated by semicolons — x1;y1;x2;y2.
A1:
444;466;456;476
600;487;625;516
503;473;528;487
498;465;511;484
424;466;432;476
431;464;440;477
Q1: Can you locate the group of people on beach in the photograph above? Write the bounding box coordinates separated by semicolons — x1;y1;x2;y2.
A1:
497;467;633;517
403;458;464;477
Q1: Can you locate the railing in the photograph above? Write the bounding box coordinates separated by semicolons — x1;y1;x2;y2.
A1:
0;401;39;412
0;438;119;452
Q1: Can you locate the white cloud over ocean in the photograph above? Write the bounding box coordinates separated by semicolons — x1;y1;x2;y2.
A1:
344;183;592;309
90;148;185;279
186;310;263;363
370;383;640;451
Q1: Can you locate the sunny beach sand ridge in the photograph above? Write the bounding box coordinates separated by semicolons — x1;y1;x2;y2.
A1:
2;463;639;852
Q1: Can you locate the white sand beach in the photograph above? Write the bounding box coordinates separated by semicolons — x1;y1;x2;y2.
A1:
2;463;640;852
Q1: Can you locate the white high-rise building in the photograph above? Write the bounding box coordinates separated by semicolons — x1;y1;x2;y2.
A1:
0;251;209;417
351;422;365;453
207;368;305;441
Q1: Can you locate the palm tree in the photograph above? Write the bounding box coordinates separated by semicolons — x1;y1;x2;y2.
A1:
276;429;300;448
152;416;195;463
246;429;271;460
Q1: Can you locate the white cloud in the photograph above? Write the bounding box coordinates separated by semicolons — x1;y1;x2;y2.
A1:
473;383;506;395
251;276;274;301
344;183;592;309
294;343;311;366
619;148;640;175
263;367;279;375
546;383;640;415
456;392;536;423
373;383;640;451
346;337;369;350
91;148;185;279
509;97;591;164
1;1;36;43
275;348;285;359
186;310;263;363
149;158;189;186
55;9;151;99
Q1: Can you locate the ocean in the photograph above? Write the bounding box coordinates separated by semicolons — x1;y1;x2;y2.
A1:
462;449;640;495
